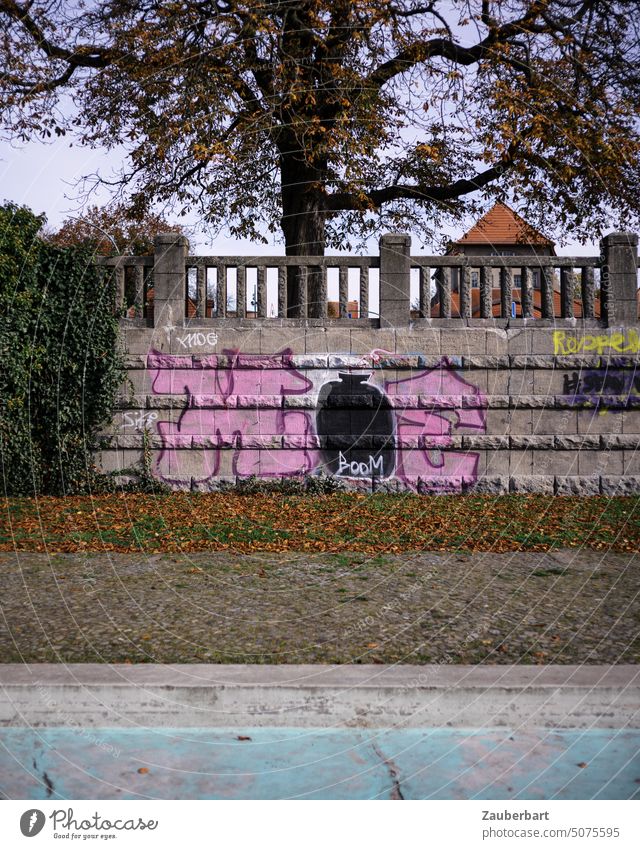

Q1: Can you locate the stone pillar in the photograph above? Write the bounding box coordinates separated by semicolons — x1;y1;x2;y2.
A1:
600;232;638;326
379;232;411;327
153;232;189;328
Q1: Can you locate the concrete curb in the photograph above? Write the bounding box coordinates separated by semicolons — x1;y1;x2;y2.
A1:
1;664;638;729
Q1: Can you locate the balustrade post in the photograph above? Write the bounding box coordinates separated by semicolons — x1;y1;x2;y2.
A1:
379;233;411;327
153;232;189;328
600;232;638;326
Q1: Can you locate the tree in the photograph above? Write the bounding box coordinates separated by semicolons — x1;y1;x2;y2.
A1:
1;0;640;267
42;204;187;256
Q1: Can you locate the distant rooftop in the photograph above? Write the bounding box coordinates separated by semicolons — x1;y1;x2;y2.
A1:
452;202;555;251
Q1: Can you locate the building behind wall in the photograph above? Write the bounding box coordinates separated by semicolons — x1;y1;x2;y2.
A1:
432;201;568;318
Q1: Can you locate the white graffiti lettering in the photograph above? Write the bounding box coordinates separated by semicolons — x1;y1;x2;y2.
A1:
123;411;158;430
176;331;218;349
337;451;384;477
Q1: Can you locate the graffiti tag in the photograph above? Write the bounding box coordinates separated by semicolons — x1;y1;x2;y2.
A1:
564;369;640;412
337;452;384;477
553;329;640;356
176;331;219;349
122;411;158;430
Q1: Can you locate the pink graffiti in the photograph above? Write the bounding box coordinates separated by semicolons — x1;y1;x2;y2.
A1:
385;359;486;489
148;349;319;484
147;349;486;489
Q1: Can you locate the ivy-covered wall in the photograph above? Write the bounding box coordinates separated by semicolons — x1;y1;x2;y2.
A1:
0;203;124;495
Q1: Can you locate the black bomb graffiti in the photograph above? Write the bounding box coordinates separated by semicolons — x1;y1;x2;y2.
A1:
316;372;396;477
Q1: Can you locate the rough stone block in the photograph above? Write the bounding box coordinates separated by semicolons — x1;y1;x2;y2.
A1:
509;475;555;494
554;434;600;449
469;475;509;494
283;395;315;409
418;475;463;493
510;355;556;368
115;434;145;449
600;476;640;495
554;476;601;495
462;435;509;450
290;354;328;369
239;434;282;450
463;356;509;369
600;434;640;449
191;476;237;492
483;394;511;408
159;475;191;491
116;394;146;410
511;435;555;450
374;354;420;369
510;394;551;409
328;354;373;369
123;355;148;369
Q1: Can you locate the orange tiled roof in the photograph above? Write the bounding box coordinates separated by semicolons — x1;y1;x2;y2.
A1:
454;202;555;249
429;288;601;319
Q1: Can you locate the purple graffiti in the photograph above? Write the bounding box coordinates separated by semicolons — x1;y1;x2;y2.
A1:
564;368;640;412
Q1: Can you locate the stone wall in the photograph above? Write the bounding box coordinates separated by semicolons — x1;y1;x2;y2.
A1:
99;323;640;494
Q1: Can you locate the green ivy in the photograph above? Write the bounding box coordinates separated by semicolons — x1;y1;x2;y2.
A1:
0;202;125;495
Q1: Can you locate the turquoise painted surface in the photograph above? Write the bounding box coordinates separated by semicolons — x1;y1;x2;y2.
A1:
1;728;639;800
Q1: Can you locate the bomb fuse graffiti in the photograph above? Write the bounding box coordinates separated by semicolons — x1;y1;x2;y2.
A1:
316;372;395;477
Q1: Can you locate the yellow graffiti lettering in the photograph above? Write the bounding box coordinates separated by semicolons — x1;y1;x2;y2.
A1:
553;329;640;356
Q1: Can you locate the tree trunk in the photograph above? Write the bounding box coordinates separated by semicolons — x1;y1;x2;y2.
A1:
280;151;328;318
